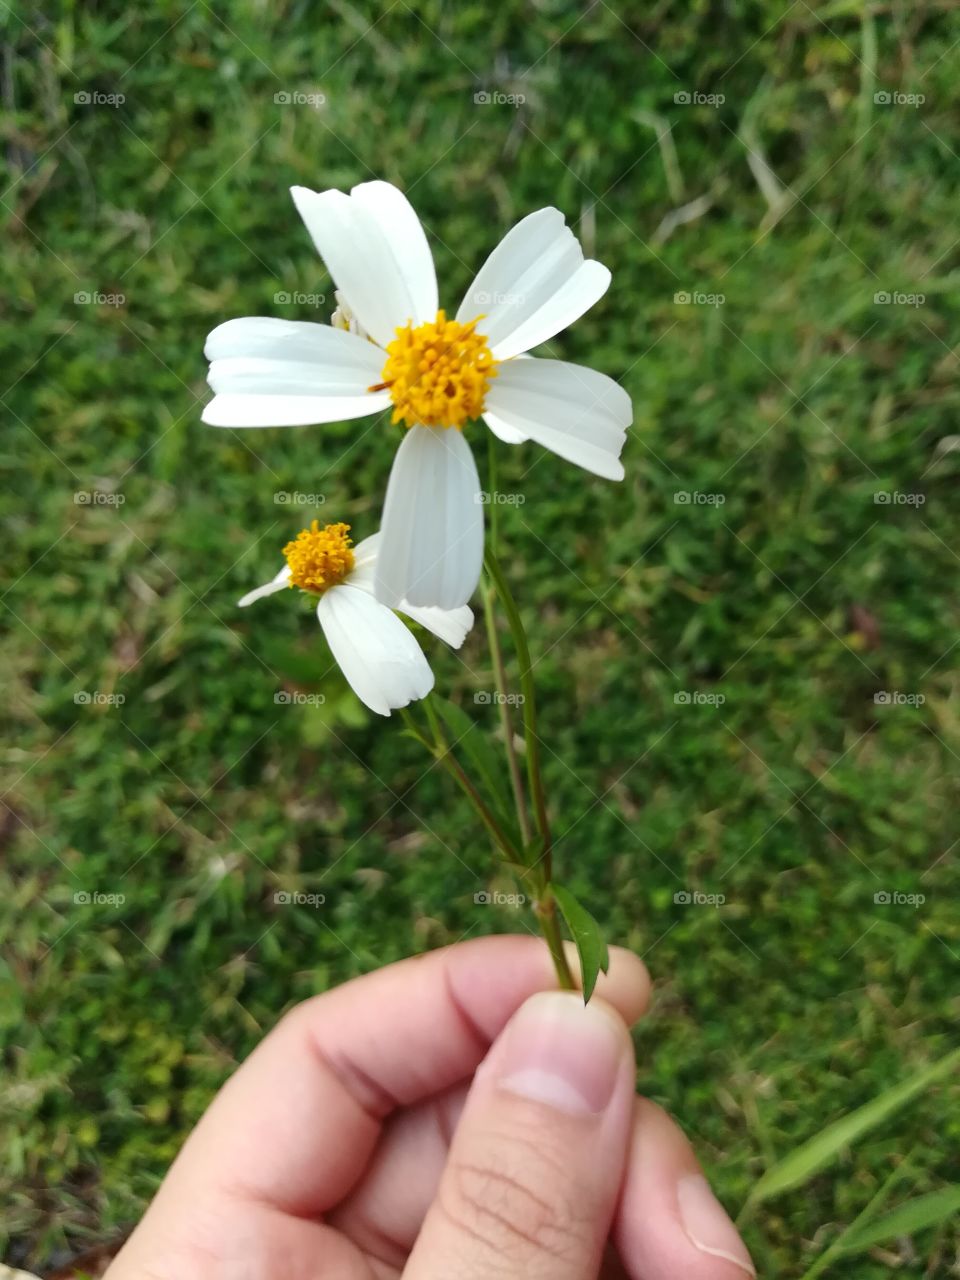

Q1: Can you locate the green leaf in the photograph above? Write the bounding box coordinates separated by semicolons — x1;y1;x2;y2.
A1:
748;1047;960;1206
430;696;518;836
837;1186;960;1253
551;884;610;1002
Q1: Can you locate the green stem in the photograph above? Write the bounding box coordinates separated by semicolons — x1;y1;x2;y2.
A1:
537;887;576;990
483;548;553;878
481;575;532;849
418;697;520;862
482;542;575;992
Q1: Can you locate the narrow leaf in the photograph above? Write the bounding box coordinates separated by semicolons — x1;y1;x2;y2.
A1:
431;696;517;835
837;1186;960;1253
551;883;609;1002
748;1048;960;1205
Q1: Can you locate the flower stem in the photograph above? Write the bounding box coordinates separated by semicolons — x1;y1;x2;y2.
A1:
482;542;575;992
482;548;553;877
417;696;520;862
481;576;532;849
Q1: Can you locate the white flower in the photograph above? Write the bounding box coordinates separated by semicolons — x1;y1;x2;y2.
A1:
204;180;632;609
240;520;473;717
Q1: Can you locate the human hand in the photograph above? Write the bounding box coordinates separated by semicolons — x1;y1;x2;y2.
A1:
105;936;755;1279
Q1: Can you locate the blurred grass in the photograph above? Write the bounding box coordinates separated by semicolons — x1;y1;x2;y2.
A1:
1;1;959;1275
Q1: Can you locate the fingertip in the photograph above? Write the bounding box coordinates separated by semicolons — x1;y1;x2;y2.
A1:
615;1098;756;1280
570;941;652;1026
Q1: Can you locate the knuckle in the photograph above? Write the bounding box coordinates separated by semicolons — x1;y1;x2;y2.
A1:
439;1130;584;1263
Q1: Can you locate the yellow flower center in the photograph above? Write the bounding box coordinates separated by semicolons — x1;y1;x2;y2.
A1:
373;309;498;429
282;521;355;594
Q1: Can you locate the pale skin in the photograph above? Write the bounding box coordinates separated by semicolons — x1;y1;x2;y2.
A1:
105;936;756;1280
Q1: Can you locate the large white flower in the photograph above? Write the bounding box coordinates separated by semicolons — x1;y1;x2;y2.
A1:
239;520;473;717
204;180;632;609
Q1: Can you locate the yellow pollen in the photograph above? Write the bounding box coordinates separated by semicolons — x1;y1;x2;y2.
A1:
375;309;498;429
282;521;355;594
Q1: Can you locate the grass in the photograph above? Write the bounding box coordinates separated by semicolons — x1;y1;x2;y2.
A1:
2;1;959;1275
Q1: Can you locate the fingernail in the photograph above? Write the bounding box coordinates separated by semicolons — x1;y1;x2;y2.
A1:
495;991;625;1116
678;1174;756;1277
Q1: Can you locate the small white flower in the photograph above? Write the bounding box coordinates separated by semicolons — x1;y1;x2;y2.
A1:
240;520;472;717
204;180;632;609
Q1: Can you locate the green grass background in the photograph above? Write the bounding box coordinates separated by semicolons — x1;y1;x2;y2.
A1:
2;1;958;1274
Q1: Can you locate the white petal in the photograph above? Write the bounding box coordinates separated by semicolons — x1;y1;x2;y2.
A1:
238;565;291;607
290;182;437;348
398;603;475;649
456;208;610;359
345;534;474;648
317;583;433;717
483;411;529;445
203;319;389;427
345;532;380;591
374;426;484;610
483;357;631;480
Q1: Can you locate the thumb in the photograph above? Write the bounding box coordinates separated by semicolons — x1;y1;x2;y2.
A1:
404;990;636;1280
